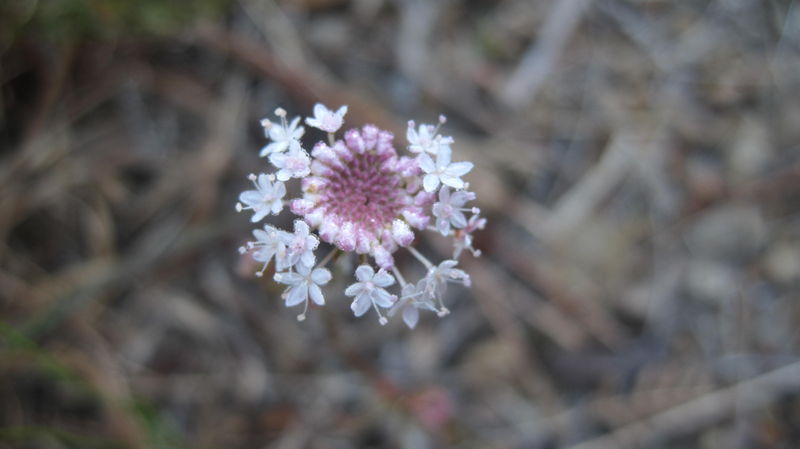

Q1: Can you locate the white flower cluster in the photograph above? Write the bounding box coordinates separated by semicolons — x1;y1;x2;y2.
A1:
237;104;484;328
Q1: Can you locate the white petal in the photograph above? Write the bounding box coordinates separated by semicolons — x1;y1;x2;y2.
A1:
293;262;311;276
308;236;320;252
309;284;325;305
344;282;364;297
355;265;375;282
252;247;274;263
269;152;286;168
372;269;395;288
436;146;452;167
274;270;303;285
251;209;268;223
444;161;474;177
268;126;286;142
313;103;327;118
259;144;272;157
257;173;272;188
371;289;396;308
300;251;315;269
239;190;262;205
406;126;418;145
351;294;371;316
270;199;283;215
275;169;291;182
437;217;451;236
294;220;309;236
440;175;464;189
311;268;332;285
450;190;474;206
274;181;286;198
336;105;348;116
451;210;468;228
438;186;450;203
285;284;308;307
423;174;440;192
418;154;435;173
402;306;419;329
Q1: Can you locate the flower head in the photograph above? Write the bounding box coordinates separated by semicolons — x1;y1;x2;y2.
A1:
306;103;348;133
238;105;484;326
291;125;423;269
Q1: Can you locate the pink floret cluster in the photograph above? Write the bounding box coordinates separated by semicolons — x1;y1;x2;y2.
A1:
236;104;484;328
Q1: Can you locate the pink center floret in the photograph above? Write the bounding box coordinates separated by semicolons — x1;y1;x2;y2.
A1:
322;151;403;232
291;125;431;265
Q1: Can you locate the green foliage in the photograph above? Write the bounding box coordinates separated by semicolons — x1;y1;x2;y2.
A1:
1;0;230;49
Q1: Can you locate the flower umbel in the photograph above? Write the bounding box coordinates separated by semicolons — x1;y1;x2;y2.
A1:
237;103;484;327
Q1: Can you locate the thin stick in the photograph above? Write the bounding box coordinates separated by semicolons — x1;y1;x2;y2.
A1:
565;361;800;449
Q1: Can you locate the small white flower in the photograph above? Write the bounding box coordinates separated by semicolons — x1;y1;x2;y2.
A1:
284;220;319;270
345;265;397;324
406;117;454;155
421;260;470;315
274;263;332;320
418;146;474;192
389;281;438;329
237;174;286;222
453;212;486;258
432;187;475;236
269;147;311;181
260;115;304;157
305;103;348;133
243;225;292;277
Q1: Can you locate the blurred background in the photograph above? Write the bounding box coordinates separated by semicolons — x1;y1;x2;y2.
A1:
2;0;800;448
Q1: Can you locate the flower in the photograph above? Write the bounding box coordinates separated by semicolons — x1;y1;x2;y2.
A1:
240;224;291;277
260;110;304;157
236;173;286;222
406;116;454;155
269;147;311;181
432;187;476;236
453;212;486;258
274;263;332;321
418;146;474;192
345;265;397;324
305;103;348;133
238;104;483;326
389;281;438;329
284;220;319;270
422;259;470;315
